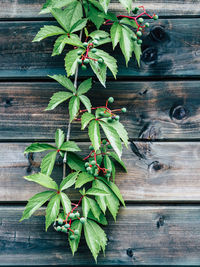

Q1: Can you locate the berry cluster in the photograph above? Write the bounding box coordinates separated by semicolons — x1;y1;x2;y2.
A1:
55;209;86;240
77;38;104;71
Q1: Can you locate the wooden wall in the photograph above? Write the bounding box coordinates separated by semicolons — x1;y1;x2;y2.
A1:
1;0;200;265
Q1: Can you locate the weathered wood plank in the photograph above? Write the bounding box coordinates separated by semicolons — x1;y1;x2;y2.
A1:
1;205;200;265
1;142;200;202
1;0;200;18
1;81;200;140
0;19;200;78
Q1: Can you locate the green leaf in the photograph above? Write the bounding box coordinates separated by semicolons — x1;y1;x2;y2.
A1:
69;96;80;122
48;75;76;93
110;22;121;49
52;35;67;56
95;49;118;79
51;2;82;33
119;0;132;12
60;141;81;152
82;196;90;218
108;120;129;148
20;191;55;221
120;17;138;29
77;78;92;96
84;219;107;261
33;25;66;42
87;210;108;225
133;41;142;67
88;53;107;87
87;197;101;220
69;220;82;255
88;120;101;152
81;112;95;130
40;151;57;176
119;25;133;65
24;173;58;190
99;120;122;158
104;155;112;172
98;176;125;207
45;194;60;231
70;18;88;33
24;143;56;154
86;188;110;196
40;0;76;14
93;179;119;220
95;193;107;214
87;4;104;29
89;30;109;40
75;172;94;188
55;129;65;149
60;171;79;191
67;152;86;171
79;95;92;113
60;192;71;214
99;0;110;13
107;151;127;172
65;48;84;76
45;91;72;111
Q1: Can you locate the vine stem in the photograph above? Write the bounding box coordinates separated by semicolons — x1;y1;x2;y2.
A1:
63;30;83;178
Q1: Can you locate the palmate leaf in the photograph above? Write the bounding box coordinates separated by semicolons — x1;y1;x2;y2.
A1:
79;95;92;113
107;151;127;172
95;49;118;79
60;171;80;191
75;172;94;188
110;22;122;49
77;78;92;96
45;194;60;231
69;220;82;255
88;54;107;87
84;219;107;262
86;188;110;196
69;96;80;122
48;75;76;93
40;151;57;176
60;141;81;152
87;197;102;220
20;191;55;221
99;120;122;158
24;173;58;190
60;192;71;214
55;129;65;149
81;112;95;130
70;18;88;33
119;25;134;66
88;120;101;152
133;40;142;67
67;152;86;171
24;143;56;154
45;91;72;111
33;25;66;42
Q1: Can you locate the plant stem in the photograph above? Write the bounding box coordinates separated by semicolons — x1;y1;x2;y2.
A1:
63;30;83;178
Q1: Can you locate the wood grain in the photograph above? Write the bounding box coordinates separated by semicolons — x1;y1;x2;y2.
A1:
1;0;200;18
1;142;200;202
1;81;200;141
1;205;200;265
0;19;200;78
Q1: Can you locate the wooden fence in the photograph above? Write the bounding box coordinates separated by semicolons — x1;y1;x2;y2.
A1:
1;0;200;265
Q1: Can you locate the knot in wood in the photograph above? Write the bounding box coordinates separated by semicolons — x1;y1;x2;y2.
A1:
157;216;165;228
148;161;163;172
150;25;167;42
141;47;158;64
171;105;188;121
126;248;134;258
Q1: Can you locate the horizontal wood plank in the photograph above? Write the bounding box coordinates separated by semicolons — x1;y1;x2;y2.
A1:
0;19;200;78
1;81;200;140
1;0;200;18
1;205;200;265
1;142;200;202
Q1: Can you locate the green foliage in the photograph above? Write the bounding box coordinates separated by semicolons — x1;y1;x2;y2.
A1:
22;0;158;261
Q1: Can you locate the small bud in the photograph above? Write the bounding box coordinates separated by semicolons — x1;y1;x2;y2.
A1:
131;35;137;41
92;39;99;45
132;7;139;14
80;217;86;224
86;167;92;172
89;145;94;150
145;22;150;28
56;226;62;231
77;59;82;64
138;17;144;24
108;97;114;103
153;15;159;20
61;227;68;233
70;235;75;240
136;31;142;37
83;42;88;47
85;162;89;167
115;115;120;121
91;48;97;53
84;58;89;64
102;139;107;145
107;144;112;149
69;213;75;219
74;229;79;235
75;212;80;218
77;51;82;56
91;160;96;166
64;223;70;229
98;58;104;64
121;107;127;113
57;218;63;225
81;65;87;71
108;118;113;123
137;39;143;45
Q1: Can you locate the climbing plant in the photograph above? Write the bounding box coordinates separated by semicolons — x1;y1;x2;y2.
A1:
20;0;158;262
